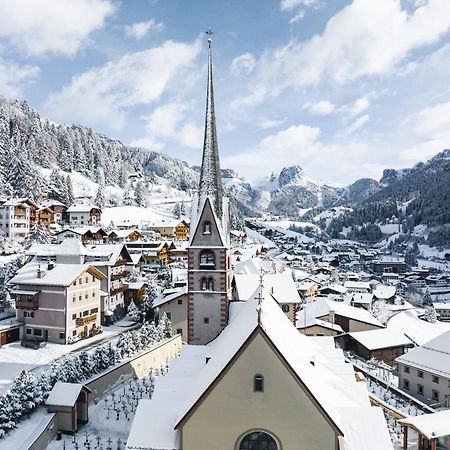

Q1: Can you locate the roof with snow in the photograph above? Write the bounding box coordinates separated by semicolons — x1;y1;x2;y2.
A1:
348;328;413;351
395;330;450;377
127;289;392;450
399;410;450;440
11;261;106;287
67;204;101;213
153;287;187;308
234;273;301;304
373;285;396;299
46;382;90;407
296;298;384;329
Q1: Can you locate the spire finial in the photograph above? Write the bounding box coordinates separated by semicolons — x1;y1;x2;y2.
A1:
256;267;264;325
206;27;213;47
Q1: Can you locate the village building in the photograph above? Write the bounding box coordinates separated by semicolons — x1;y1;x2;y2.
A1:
126;289;393;450
396;330;450;407
0;199;31;241
108;228;143;243
10;240;106;344
148;219;190;240
153;287;188;339
372;257;406;274
41;199;67;224
296;298;384;334
55;227;108;244
338;328;413;365
126;241;174;268
433;302;450;321
66;204;101;226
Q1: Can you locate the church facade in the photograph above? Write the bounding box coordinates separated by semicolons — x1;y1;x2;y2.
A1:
187;35;232;345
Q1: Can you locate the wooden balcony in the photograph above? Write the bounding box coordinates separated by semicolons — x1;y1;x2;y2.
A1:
13;292;39;310
76;314;97;326
111;270;130;281
110;285;128;296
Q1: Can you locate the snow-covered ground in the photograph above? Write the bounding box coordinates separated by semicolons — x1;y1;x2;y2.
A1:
260;220;321;233
101;205;174;227
0;319;136;394
380;224;401;235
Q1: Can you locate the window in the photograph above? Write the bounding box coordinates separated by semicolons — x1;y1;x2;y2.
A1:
201;277;208;291
254;375;264;392
404;366;410;374
72;296;76;302
79;296;82;301
432;390;439;401
79;278;82;284
73;330;77;336
417;371;424;379
24;311;34;318
26;328;32;335
432;376;439;384
281;305;290;313
92;292;95;297
166;312;172;320
59;332;65;340
176;328;182;335
203;221;211;234
239;431;277;450
417;384;424;395
178;299;183;305
85;277;89;283
199;250;215;267
83;310;89;317
34;329;42;336
85;293;89;299
203;317;209;324
91;308;98;314
403;379;409;390
208;278;214;290
72;314;76;320
92;276;95;282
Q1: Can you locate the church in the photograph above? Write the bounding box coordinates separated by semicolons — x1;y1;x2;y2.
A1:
126;35;394;450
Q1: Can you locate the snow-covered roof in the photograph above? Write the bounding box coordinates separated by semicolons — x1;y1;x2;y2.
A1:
373;285;396;299
344;281;371;290
127;289;392;450
399;410;450;439
153;287;187;308
109;228;142;238
350;293;374;305
234;273;301;304
433;302;450;310
296;298;384;329
45;382;88;407
319;283;347;294
233;257;274;275
348;328;413;351
11;261;105;287
297;317;344;333
67;204;101;213
395;330;450;378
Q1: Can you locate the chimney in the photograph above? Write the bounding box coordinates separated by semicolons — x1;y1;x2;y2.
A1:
47;262;55;271
37;267;46;279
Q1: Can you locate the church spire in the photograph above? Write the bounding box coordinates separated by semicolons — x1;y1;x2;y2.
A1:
198;29;223;218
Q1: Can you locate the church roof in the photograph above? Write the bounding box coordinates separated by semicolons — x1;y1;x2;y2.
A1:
127;287;393;450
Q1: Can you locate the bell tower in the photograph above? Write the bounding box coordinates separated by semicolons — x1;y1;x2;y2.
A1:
187;31;232;345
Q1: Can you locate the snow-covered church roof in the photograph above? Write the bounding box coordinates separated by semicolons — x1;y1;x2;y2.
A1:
127;287;393;450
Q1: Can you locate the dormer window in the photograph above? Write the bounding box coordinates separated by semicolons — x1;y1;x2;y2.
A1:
199;250;215;268
203;221;211;235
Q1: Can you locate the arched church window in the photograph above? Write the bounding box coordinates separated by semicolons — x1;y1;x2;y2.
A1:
203;221;211;234
208;278;214;290
201;277;208;290
254;374;264;392
239;431;277;450
199;250;215;268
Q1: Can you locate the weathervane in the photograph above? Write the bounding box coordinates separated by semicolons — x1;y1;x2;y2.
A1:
205;27;213;47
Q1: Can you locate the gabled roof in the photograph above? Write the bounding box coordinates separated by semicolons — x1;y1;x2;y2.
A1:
46;382;90;407
67;204;101;213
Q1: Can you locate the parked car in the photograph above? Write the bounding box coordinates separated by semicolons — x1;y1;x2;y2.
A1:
21;336;47;349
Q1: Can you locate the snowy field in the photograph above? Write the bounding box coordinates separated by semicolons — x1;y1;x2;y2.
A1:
0;319;136;394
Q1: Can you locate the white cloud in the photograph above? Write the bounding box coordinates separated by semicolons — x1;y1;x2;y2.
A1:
128;136;165;152
343;114;370;135
230;53;256;76
280;0;319;11
230;84;268;110
303;100;335;115
179;122;203;149
340;93;376;119
43;39;202;130
239;0;450;108
146;102;189;138
0;57;40;98
125;19;164;40
400;101;450;161
223;123;369;183
0;0;115;57
257;119;286;129
289;11;306;24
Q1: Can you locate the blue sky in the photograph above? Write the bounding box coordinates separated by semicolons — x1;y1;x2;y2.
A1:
1;0;450;185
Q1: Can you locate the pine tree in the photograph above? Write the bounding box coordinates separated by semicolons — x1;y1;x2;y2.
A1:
157;313;173;339
141;283;158;321
11;370;36;415
25;223;52;249
33;373;51;404
95;184;106;209
65;175;74;206
134;181;147;207
127;300;142;323
123;186;135;206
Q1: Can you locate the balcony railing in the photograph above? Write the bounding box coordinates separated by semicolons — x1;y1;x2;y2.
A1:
111;270;130;281
110;285;128;296
15;295;39;310
76;314;97;326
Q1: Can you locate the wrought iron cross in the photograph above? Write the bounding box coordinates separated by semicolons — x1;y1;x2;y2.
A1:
206;27;213;46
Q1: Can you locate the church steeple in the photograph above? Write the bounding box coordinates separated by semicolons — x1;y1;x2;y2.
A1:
198;30;223;218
